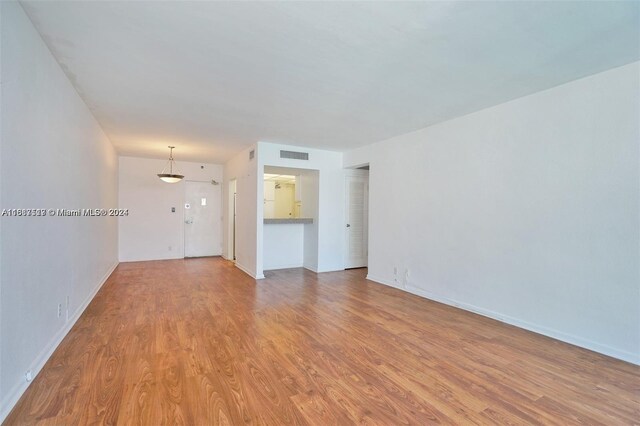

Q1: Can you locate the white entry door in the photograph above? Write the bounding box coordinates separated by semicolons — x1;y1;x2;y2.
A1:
345;172;369;268
184;181;221;257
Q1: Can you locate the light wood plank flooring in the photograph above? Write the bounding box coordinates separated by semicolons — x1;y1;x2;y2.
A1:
4;257;639;425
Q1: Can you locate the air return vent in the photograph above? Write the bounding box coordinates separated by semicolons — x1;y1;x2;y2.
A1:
280;150;309;160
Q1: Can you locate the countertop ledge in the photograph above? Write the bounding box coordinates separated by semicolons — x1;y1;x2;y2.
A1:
264;218;314;224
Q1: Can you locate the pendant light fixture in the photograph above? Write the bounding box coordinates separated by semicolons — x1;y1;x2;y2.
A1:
157;146;184;183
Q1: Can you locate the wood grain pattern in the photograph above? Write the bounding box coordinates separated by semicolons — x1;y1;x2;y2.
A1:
4;257;639;425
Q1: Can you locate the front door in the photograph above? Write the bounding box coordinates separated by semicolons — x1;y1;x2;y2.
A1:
184;181;221;257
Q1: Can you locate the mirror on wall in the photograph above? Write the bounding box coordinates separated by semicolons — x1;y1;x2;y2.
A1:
264;173;302;219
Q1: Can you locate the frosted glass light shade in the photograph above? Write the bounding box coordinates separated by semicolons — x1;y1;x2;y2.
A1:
157;173;184;183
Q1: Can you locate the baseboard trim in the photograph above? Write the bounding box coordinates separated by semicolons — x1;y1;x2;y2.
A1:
264;263;304;271
302;264;318;273
366;274;403;290
0;261;119;423
118;254;183;262
316;268;345;273
365;275;639;366
261;266;341;274
234;262;264;280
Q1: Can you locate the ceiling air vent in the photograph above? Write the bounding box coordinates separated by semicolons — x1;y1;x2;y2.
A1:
280;150;309;160
249;149;255;160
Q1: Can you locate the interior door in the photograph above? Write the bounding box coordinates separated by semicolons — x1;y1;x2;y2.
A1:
184;181;221;257
345;172;369;268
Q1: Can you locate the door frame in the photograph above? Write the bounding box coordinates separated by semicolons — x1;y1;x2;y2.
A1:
227;179;237;261
183;180;222;258
344;168;370;269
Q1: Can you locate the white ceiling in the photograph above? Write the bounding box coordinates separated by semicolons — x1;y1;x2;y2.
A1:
21;1;640;163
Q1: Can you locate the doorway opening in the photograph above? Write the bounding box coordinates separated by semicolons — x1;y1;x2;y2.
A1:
262;166;319;272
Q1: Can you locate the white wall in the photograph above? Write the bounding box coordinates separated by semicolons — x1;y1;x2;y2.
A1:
0;2;119;421
344;62;640;364
257;142;344;277
0;2;4;413
299;171;319;271
223;144;259;277
118;156;223;262
263;223;305;270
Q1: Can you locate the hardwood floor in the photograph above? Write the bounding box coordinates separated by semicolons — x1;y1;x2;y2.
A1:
4;257;639;425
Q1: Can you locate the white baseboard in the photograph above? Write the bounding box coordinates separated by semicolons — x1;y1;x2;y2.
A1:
303;263;318;273
261;265;326;274
366;274;403;289
263;263;304;271
234;262;264;280
316;268;345;273
119;254;183;262
0;261;119;423
365;274;639;366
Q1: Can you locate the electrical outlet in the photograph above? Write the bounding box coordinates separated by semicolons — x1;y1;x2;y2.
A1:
57;303;62;318
66;296;70;321
393;267;398;283
25;370;33;382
